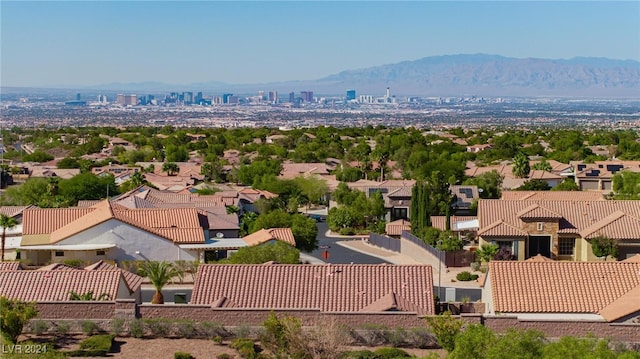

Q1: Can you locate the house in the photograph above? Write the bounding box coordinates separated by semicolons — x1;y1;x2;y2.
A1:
0;268;141;302
466;144;493;153
571;161;640;192
0;205;32;261
501;191;605;201
19;200;206;265
191;264;435;315
450;185;480;214
477;199;640;261
482;260;640;322
279;162;330;179
181;228;295;261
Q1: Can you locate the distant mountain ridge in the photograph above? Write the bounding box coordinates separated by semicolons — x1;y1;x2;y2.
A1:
84;54;640;97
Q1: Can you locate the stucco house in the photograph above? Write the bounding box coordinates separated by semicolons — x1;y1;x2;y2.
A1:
0;206;32;261
482;260;640;323
477;198;640;261
19;200;206;265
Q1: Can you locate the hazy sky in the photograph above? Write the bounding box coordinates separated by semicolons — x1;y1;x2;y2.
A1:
2;1;639;87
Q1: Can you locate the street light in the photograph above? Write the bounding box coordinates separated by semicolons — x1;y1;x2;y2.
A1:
437;240;443;304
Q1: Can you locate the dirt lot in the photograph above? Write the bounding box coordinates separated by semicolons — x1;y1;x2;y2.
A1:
24;335;447;358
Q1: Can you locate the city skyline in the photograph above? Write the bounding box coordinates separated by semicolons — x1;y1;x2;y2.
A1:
2;1;639;88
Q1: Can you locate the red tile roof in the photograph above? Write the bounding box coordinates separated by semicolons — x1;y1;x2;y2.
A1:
0;262;22;271
191;264;434;315
478;199;640;240
242;228;296;246
489;261;640;320
0;270;123;302
501;191;605;201
386;219;411;236
84;260;143;293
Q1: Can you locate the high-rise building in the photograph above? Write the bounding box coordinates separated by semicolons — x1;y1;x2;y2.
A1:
116;94;137;106
300;91;313;102
346;89;356;101
268;91;278;103
76;93;81;101
289;92;295;103
195;92;203;104
183;92;193;105
223;93;233;104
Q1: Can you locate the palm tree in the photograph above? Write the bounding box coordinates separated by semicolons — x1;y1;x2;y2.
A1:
162;162;180;176
512;152;531;178
138;261;178;304
68;290;112;301
0;214;19;262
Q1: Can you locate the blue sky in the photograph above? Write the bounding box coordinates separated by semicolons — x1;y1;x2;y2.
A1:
1;1;639;87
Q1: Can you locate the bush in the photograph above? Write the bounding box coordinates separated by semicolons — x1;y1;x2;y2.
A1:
470;262;481;272
81;320;100;335
338;227;355;235
373;347;411;358
65;334;115;357
129;319;144;338
174;352;195;359
53;322;71;336
230;338;260;359
144;318;171;337
62;259;85;268
199;321;226;339
339;350;377;359
0;297;39;343
176;320;197;338
425;311;463;352
217;354;231;359
111;317;125;336
31;320;49;335
456;271;479;281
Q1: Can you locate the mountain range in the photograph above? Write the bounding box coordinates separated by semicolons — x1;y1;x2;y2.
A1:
90;54;640;98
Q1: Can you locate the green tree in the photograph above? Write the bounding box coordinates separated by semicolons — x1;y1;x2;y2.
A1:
516;179;551;191
57;157;81;169
542;336;621;359
590;235;619;261
552;179;580;191
476;243;499;264
293;176;328;208
291;214;318;252
225;241;300;264
449;324;495;359
425;311;463;353
137;261;179;304
532;159;552;172
485;328;546;359
23;150;54;163
512;152;531;178
411;180;431;237
0;297;38;344
463;170;504;199
162;162;180;176
0;214;19;262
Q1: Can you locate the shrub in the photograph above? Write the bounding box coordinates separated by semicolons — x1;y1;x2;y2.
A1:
144;318;171;337
217;354;231;359
199;321;226;339
0;297;39;343
339;350;377;359
339;227;355;235
174;352;195;359
230;338;260;359
81;320;100;335
407;327;438;349
54;322;71;336
470;262;481;272
212;335;224;345
110;317;125;336
62;259;85;268
455;271;479;281
425;311;464;352
373;347;411;358
233;324;251;339
384;327;407;347
176;320;197;338
31;320;49;335
129;318;144;338
65;334;115;357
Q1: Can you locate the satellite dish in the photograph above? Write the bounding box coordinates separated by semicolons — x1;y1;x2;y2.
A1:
216;232;224;238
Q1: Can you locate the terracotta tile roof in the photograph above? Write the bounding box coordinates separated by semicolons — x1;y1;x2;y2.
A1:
386;219;411;236
84;260;143;293
578;211;640;239
478;220;528;238
501;191;605;201
200;207;240;230
516;204;563;220
37;263;80;271
528;170;562;180
478;199;640;240
489;261;640;320
622;254;640;263
0;270;122;302
0;206;31;218
598;285;640;322
0;262;22;271
242;228;296;246
77;200;102;208
525;254;554;262
191;264;434;315
23;201;205;245
22;207;94;235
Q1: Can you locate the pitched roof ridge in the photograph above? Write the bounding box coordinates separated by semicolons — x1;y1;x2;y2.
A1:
579;210;627;239
50;201;115;243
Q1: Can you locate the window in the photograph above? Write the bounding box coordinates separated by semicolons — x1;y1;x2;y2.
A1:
54;251;64;257
558;238;574;256
537;222;544;231
96;250;106;256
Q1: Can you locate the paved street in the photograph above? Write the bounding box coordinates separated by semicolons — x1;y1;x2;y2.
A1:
303;223;390;264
